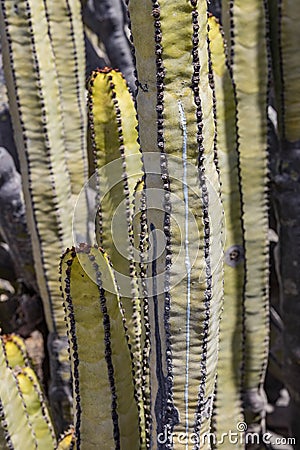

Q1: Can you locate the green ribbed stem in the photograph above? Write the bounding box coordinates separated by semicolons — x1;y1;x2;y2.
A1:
222;0;270;430
0;334;57;449
60;245;141;450
127;1;224;448
87;68;146;446
0;0;73;334
43;0;89;242
208;16;244;448
0;0;89;431
56;428;76;450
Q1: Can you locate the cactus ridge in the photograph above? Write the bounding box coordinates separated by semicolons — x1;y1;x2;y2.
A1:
132;178;152;449
189;3;224;443
59;249;82;449
42;0;88;195
150;3;175;446
190;5;214;439
42;0;89;246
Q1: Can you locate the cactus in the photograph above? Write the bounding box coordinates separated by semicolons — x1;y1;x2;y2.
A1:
207;15;245;447
127;1;225;448
60;245;141;450
222;0;270;432
86;69;147;433
0;0;89;431
0;333;57;449
1;0;299;448
268;0;300;441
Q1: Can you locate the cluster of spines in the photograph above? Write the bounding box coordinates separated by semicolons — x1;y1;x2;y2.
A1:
42;0;88;196
56;427;76;450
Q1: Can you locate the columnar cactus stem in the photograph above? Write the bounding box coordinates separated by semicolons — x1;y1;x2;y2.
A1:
0;334;57;449
0;0;89;431
0;147;37;293
43;0;88;196
87;68;147;444
127;1;224;448
60;245;141;450
207;15;244;448
14;366;57;449
0;0;74;335
222;0;270;431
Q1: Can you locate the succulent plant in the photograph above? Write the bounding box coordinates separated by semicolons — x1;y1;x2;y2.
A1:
0;0;299;449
